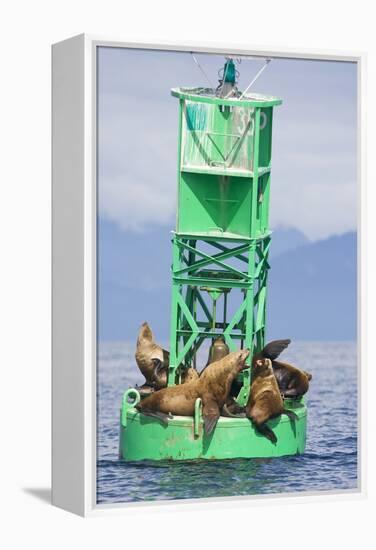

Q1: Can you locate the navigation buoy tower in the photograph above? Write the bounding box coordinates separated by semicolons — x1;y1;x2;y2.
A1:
120;58;307;461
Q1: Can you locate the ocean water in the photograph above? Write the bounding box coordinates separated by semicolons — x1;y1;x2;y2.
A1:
97;341;358;504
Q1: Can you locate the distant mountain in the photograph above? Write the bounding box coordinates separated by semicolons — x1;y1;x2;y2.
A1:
98;218;357;341
98;219;172;341
269;226;309;258
267;232;357;341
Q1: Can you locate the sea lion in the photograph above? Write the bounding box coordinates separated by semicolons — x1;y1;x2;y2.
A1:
152;361;199;387
135;322;169;390
136;349;250;435
229;339;292;398
134;383;156;397
246;358;298;444
206;336;230;366
254;339;291;363
253;339;312;398
180;366;200;383
272;360;312;398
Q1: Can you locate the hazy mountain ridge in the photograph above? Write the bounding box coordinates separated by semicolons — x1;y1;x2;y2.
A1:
98;218;356;341
269;226;309;258
267;231;356;340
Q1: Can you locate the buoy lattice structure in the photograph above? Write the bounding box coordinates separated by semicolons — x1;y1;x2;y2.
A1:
168;84;281;401
120;59;308;461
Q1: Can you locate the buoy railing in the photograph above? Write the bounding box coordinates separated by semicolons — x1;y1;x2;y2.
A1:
121;388;140;428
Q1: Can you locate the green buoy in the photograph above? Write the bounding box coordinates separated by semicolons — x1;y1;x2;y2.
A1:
120;59;307;461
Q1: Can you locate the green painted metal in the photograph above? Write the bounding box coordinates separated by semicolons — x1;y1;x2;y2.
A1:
167;85;280;382
171;88;282;108
177;103;273;238
119;66;306;462
223;59;236;84
120;393;307;461
168;235;270;384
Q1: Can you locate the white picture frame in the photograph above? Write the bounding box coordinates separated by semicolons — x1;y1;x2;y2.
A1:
52;34;365;517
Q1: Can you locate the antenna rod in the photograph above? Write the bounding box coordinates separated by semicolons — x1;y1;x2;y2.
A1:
239;58;271;99
191;53;215;89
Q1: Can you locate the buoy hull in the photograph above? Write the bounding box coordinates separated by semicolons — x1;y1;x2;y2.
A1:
119;399;307;461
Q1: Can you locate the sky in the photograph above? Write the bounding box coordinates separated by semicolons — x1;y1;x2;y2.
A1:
98;47;357;241
97;47;357;342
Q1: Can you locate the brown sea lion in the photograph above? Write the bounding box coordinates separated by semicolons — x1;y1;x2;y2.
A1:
135;322;169;390
272;360;312;398
246;358;298;444
152;360;199;387
136;349;250;435
253;339;291;363
181;366;200;383
206;336;230;366
229;339;292;399
253;339;312;398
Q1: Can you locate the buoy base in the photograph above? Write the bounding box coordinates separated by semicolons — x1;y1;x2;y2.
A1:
119;393;307;461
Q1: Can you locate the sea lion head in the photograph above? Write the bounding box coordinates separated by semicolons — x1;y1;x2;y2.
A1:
206;336;230;365
253;358;273;377
137;321;154;345
236;348;251;372
200;348;250;382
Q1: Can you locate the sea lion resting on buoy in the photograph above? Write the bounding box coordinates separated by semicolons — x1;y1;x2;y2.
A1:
254;339;312;398
272;360;312;398
228;339;291;406
196;337;245;418
253;339;292;364
135;322;170;390
152;360;199;387
228;338;312;397
136;349;250;435
135;321;198;390
205;336;230;366
225;339;311;415
246;358;298;444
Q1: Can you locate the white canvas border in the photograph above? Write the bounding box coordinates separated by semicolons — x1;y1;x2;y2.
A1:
51;33;365;517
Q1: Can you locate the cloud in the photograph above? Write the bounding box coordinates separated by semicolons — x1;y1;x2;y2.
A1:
98;93;177;231
270;179;356;240
97;50;358;241
269;112;357;240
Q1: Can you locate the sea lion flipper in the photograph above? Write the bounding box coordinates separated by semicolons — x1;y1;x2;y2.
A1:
137;408;170;426
255;423;277;444
283;408;299;422
262;339;291;361
203;415;219;435
222;400;246;418
202;397;220;435
222;404;246;418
